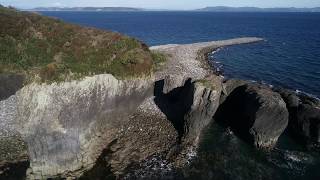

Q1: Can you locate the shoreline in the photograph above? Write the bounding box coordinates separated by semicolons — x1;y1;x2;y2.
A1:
150;37;264;92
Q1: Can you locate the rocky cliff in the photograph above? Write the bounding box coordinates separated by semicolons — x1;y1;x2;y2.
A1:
0;6;156;179
0;34;264;179
0;74;154;178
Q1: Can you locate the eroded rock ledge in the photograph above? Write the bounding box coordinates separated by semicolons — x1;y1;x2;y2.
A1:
2;37;319;179
0;74;154;179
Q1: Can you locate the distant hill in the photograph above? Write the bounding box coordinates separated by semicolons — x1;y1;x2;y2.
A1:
196;6;320;12
28;7;144;12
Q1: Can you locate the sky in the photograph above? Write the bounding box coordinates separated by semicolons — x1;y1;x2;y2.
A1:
1;0;320;10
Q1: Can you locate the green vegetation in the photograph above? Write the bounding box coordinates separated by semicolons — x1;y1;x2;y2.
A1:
151;51;167;71
0;6;162;83
196;78;219;90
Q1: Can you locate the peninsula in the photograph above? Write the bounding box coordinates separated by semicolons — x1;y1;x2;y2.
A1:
0;6;319;180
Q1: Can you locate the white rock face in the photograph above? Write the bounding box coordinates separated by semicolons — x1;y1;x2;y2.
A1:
0;74;154;179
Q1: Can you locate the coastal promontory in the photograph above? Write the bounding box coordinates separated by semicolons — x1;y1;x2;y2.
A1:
1;6;319;180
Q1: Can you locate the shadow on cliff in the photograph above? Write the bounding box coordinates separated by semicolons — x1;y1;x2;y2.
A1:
154;78;194;141
0;160;29;180
213;86;259;145
79;139;117;180
0;73;25;101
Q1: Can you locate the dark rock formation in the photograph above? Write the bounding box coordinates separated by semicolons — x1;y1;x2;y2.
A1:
220;79;249;104
297;104;320;144
154;78;195;139
152;75;223;167
215;84;289;148
0;135;29;180
184;76;223;144
154;75;223;145
0;74;24;101
275;88;320;147
274;88;300;109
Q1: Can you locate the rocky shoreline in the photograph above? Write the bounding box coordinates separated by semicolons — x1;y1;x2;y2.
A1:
1;37;320;179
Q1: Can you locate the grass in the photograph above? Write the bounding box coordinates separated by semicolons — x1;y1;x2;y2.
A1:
151;51;167;71
0;6;161;83
196;77;220;90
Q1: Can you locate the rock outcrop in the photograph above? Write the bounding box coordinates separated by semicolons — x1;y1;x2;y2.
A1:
0;73;25;101
0;6;156;179
105;99;178;176
150;38;263;145
220;78;249;104
275;88;320;147
215;84;289;148
297;103;320;144
184;75;223;144
0;74;154;179
0;31;264;179
0;135;29;179
145;38;263;168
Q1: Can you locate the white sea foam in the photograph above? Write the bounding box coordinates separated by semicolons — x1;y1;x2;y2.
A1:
295;89;320;100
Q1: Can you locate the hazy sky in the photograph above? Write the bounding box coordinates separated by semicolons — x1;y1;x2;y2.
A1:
1;0;320;10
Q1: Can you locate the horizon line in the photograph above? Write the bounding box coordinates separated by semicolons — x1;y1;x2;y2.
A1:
5;5;320;11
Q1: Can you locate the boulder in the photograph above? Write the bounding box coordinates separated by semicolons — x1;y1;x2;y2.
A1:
184;75;223;144
276;88;320;146
215;84;289;148
273;88;300;109
296;104;320;144
220;79;249;104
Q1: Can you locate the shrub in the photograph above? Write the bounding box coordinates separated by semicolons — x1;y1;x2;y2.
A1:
0;6;155;83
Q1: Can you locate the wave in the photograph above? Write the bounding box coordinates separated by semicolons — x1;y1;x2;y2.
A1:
295;89;320;101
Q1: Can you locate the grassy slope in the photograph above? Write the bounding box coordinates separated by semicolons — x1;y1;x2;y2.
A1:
0;6;164;83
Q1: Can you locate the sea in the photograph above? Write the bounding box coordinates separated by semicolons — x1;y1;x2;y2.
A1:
40;11;320;179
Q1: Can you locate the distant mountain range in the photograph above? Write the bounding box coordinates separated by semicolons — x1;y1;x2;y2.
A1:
26;6;320;12
196;6;320;12
28;7;143;12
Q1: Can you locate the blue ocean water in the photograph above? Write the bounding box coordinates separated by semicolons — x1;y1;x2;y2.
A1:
41;11;320;97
